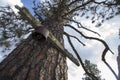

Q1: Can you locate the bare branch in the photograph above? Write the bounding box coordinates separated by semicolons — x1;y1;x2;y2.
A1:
68;0;81;7
64;32;98;80
94;1;117;6
65;24;113;54
102;48;118;80
63;0;92;16
65;24;118;79
64;18;101;36
63;32;85;46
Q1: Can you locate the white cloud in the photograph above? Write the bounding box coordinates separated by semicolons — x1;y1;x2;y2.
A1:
0;0;23;12
0;0;23;6
98;60;118;80
67;59;85;80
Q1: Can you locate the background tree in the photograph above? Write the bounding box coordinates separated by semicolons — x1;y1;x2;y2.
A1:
82;60;105;80
0;0;120;80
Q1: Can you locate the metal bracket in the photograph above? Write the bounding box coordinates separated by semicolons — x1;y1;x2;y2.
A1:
32;27;49;41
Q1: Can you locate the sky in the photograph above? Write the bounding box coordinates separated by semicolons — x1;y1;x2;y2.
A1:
0;0;119;80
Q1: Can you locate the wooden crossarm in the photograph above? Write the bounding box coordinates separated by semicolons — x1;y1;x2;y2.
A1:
15;5;42;29
15;5;80;66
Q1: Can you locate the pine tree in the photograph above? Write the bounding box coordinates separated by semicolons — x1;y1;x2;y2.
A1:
0;0;120;80
82;60;105;80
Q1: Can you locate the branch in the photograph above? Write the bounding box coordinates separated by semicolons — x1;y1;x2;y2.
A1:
68;0;81;7
94;1;117;6
34;10;44;22
0;10;10;13
64;18;101;36
65;24;118;79
63;0;92;16
102;48;118;80
65;24;114;55
63;32;85;46
64;32;98;80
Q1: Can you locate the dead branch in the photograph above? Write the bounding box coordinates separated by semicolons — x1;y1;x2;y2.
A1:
63;32;85;46
65;24;118;79
64;18;101;36
64;32;98;80
94;1;117;6
102;48;118;80
68;0;81;7
63;0;92;16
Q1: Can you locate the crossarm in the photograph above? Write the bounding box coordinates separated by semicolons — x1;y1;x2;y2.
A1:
15;5;80;66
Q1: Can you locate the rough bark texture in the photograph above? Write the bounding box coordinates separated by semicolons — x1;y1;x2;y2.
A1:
117;45;120;80
0;18;68;80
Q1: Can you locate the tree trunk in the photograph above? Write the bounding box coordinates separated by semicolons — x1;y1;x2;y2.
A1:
0;19;68;80
117;45;120;80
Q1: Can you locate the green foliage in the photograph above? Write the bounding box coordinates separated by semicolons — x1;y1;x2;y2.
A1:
82;60;105;80
116;0;120;5
0;6;32;51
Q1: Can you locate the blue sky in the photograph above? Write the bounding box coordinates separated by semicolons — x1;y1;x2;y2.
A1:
21;0;34;14
0;0;119;80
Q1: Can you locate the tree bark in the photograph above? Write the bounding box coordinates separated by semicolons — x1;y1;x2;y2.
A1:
117;45;120;80
0;19;68;80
